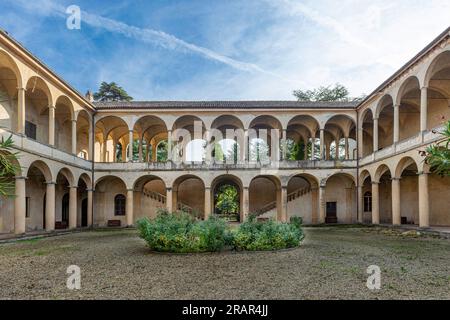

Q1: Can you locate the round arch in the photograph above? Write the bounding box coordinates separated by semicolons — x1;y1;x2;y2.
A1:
0;49;23;89
395;156;419;178
26;160;53;183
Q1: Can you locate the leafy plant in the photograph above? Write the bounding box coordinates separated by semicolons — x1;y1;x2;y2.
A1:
421;120;450;176
0;136;20;197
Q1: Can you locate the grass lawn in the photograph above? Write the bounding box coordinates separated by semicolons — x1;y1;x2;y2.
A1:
0;226;448;300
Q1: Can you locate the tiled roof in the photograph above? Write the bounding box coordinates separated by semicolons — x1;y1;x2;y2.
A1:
95;100;358;110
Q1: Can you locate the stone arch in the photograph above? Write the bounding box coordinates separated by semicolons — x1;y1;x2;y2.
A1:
0;49;23;89
376;94;394;150
211;174;243;221
324;173;357;224
56;167;75;186
25;76;52;144
286;173;319;224
26;160;53;183
94;175;128;227
374;163;392;182
0;50;22;132
360;108;374;157
172;174;205;216
395;156;419;178
249;175;282;219
78;172;92;187
95;116;130;162
133;174;167;220
76;109;91;159
424;50;450;87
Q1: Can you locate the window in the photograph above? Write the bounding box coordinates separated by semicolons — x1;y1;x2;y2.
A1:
25;197;30;218
364;192;372;212
25;121;37;140
114;194;126;216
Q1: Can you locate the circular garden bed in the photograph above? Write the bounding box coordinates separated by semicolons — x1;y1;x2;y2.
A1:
137;210;305;254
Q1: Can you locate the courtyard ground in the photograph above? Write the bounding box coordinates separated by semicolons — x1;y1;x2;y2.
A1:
0;226;448;300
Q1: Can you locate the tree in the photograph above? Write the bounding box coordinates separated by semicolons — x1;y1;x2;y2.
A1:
421;120;450;176
0;136;19;197
94;82;133;102
215;185;239;216
293;83;364;102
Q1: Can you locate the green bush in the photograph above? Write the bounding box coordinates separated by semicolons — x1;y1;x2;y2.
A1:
231;217;305;251
137;210;305;253
137;210;227;253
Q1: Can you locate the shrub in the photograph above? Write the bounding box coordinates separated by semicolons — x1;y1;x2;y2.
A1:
232;218;305;251
137;210;227;253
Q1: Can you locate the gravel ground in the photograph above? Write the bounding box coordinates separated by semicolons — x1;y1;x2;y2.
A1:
0;226;449;300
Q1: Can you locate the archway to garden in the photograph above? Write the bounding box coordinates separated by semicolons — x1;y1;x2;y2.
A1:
212;175;242;222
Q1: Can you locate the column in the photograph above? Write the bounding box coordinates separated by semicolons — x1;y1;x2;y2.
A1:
420;87;428;132
335;138;340;160
138;138;143;162
167;130;172;162
391;178;401;226
45;182;56;232
325;142;330;160
69;186;77;229
319;129;325;160
242;187;249;222
319;186;326;224
393;104;400;143
372;182;380;225
88;123;93;161
204;187;211;220
128;130;133;162
345;137;350;160
87;189;93;227
418;172;430;228
48;105;56;146
166;188;173;212
373;118;379;152
357;127;363;158
102;140;107;162
126;189;134;226
311;187;319;224
357;185;363;224
310;137;316;160
14;177;26;234
304;139;308;160
17;87;26;135
281;129;287;161
112;139;117;163
71;119;77;155
277;187;288;222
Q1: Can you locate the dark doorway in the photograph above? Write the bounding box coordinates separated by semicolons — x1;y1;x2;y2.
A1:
81;198;88;227
62;194;69;224
326;202;338;224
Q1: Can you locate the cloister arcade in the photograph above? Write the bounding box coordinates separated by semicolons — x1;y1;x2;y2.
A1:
0;28;450;237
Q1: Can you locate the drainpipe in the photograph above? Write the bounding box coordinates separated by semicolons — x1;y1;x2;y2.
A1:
356;108;360;224
91;109;96;230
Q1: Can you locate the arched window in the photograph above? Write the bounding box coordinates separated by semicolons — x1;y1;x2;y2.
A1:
114;194;126;216
364;192;372;212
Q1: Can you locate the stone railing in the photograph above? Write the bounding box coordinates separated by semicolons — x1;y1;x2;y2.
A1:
0;128;92;170
94;159;358;171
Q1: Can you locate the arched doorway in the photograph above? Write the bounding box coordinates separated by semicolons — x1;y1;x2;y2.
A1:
134;175;167;220
287;174;318;224
212;175;242;222
172;175;205;218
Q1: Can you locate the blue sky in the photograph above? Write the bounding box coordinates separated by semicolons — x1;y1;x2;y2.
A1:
1;0;449;100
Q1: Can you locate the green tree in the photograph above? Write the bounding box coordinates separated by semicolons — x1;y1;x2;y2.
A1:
293;83;364;102
422;120;450;176
215;185;239;216
157;141;168;162
0;136;19;197
94;82;133;102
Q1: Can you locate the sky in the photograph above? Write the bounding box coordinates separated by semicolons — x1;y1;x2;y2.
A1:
1;0;449;101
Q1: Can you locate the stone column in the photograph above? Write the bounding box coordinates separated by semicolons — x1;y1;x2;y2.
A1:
48;105;56;146
325;142;330;160
418;172;430;228
393;104;400;143
126;189;134;226
281;129;287;161
167;130;172;162
278;187;288;222
304;139;308;160
138;138;143;162
357;185;364;224
204;187;211;220
345;137;350;160
242;187;249;222
45;182;56;232
87;189;93;227
391;178;401;226
420;87;428;132
357;127;363;158
372;182;380;225
166;188;173;212
69;186;77;229
71;119;77;155
102;140;107;162
112;139;117;163
373;118;379;152
14;177;26;234
17;87;26;135
320;129;325;160
319;186;326;224
88;123;93;161
128;130;134;162
335;138;340;160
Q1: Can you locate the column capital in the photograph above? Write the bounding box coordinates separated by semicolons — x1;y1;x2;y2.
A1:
46;181;57;185
71;119;77;123
373;117;379;121
421;86;428;91
69;185;78;189
127;188;135;192
371;181;380;185
17;87;26;92
14;176;27;180
48;105;56;109
166;187;173;191
394;104;400;108
86;188;94;192
391;177;401;181
417;171;429;176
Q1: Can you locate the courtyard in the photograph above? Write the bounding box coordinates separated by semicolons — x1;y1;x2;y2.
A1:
0;226;448;300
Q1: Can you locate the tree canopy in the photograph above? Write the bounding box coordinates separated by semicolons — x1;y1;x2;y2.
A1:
94;82;133;102
293;83;364;102
0;136;19;197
